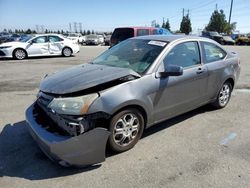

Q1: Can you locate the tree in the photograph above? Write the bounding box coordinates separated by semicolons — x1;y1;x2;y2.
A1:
165;19;171;31
162;18;166;28
25;29;32;34
91;30;95;34
205;9;236;34
87;30;91;35
205;10;226;33
180;14;192;34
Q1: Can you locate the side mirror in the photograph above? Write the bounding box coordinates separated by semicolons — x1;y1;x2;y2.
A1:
28;40;33;45
158;64;183;78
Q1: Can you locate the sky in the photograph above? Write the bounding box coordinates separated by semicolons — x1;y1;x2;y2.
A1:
0;0;250;33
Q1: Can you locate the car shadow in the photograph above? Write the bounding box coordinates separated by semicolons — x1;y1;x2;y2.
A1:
0;105;215;180
0;121;101;180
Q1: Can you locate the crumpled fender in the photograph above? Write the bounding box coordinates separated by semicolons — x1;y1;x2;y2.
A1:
25;104;110;167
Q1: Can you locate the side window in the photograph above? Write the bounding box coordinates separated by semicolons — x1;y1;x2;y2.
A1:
32;36;47;43
137;29;149;36
202;42;227;63
163;41;201;68
49;36;63;42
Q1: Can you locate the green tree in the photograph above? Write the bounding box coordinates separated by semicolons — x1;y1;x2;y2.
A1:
180;14;192;34
162;18;166;28
205;10;227;33
205;9;236;34
25;29;32;34
165;19;171;31
91;30;95;34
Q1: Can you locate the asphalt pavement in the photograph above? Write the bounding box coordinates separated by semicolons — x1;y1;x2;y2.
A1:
0;45;250;188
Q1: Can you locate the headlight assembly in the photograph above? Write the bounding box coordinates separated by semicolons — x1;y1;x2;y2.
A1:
48;93;99;115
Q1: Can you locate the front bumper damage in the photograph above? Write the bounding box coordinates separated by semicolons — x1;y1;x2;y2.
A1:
25;104;110;167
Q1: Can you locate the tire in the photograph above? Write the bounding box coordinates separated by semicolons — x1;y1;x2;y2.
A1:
13;48;27;60
108;108;145;152
62;47;72;57
212;82;232;109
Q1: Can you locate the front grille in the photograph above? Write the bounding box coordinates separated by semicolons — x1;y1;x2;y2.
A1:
33;102;69;136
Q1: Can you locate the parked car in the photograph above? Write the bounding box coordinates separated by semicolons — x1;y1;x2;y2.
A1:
201;31;224;44
26;35;240;167
110;27;172;47
221;35;235;45
104;35;111;45
234;34;250;45
0;34;79;60
85;34;103;45
66;33;85;44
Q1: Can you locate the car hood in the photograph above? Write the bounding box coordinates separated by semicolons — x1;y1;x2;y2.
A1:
0;41;25;47
40;63;141;95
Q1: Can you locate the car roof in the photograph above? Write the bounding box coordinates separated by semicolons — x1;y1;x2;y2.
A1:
133;35;207;42
34;34;63;37
115;27;161;30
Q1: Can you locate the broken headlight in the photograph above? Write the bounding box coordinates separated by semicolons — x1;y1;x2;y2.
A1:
48;93;99;115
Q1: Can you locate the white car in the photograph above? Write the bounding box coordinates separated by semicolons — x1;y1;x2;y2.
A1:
0;34;80;60
66;33;85;44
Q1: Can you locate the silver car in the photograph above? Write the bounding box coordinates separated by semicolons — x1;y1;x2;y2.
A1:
26;35;240;167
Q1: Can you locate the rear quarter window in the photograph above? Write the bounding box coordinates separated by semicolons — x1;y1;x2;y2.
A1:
201;42;227;63
111;28;134;41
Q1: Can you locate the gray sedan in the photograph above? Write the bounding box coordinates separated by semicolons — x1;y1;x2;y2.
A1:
26;35;240;167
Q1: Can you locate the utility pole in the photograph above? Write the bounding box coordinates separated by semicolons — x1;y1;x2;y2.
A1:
74;22;77;33
229;0;234;24
69;23;72;32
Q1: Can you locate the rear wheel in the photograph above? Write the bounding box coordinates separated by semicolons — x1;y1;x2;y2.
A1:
62;47;72;57
108;108;144;152
13;49;27;60
212;82;232;109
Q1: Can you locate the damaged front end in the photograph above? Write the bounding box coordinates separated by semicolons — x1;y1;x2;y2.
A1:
25;66;140;167
26;97;111;167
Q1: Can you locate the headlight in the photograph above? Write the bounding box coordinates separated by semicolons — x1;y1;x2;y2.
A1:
0;46;12;49
48;93;99;115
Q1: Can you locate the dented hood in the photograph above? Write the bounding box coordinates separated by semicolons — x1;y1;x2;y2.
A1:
39;63;140;94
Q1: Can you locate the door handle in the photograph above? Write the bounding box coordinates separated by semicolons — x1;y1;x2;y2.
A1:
196;67;205;74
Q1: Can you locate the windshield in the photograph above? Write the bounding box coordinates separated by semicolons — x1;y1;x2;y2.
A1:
19;36;32;42
93;39;167;74
86;35;98;39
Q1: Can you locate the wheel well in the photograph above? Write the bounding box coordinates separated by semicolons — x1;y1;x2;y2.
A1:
112;105;148;126
63;46;73;52
225;78;234;89
12;48;27;57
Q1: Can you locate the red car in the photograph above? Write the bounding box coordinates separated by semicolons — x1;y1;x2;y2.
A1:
110;27;171;47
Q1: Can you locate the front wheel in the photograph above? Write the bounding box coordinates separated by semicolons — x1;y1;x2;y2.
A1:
62;47;72;57
108;108;144;152
212;82;232;109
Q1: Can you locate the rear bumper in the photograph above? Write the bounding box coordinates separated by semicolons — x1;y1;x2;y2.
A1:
25;104;110;167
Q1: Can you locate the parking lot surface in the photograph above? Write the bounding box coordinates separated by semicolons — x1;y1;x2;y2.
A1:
0;45;250;188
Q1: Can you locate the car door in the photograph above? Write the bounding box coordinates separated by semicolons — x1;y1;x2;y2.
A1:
153;41;209;122
27;36;49;56
48;35;64;55
200;41;228;100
